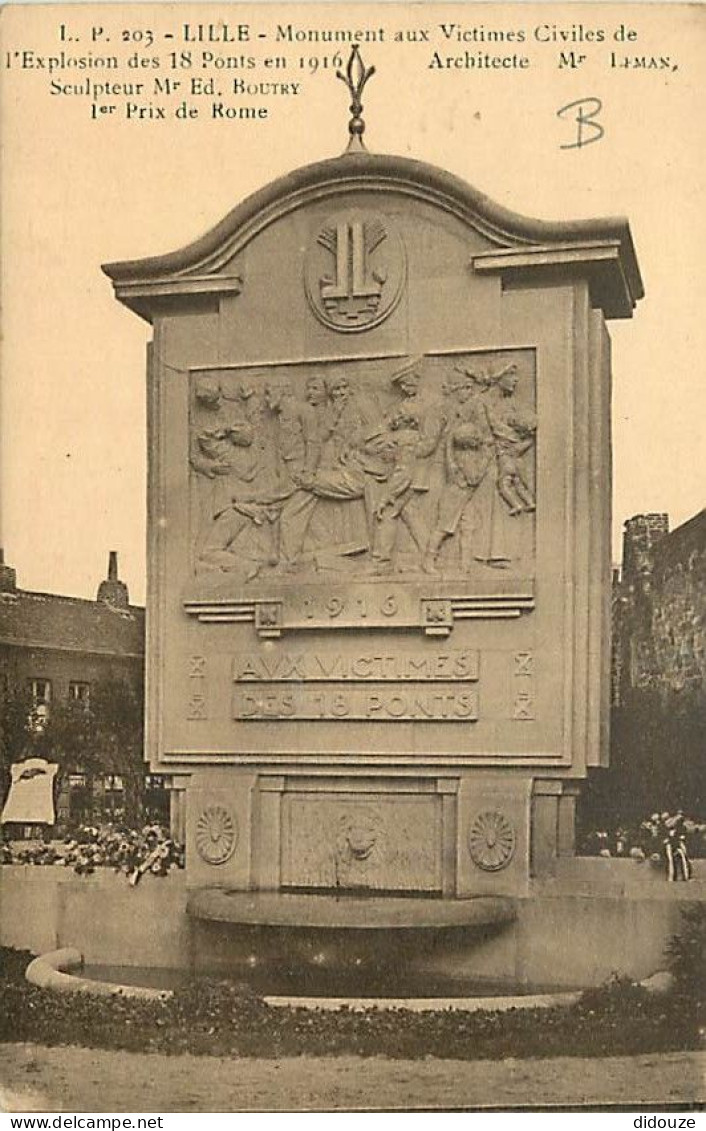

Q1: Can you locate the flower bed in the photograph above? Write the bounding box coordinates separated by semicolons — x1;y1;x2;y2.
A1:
0;824;184;882
580;812;706;871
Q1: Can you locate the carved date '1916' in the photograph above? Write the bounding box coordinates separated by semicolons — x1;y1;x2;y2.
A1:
302;594;398;619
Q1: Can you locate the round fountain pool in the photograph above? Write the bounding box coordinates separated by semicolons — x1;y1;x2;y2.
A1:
26;892;591;1006
79;962;579;1001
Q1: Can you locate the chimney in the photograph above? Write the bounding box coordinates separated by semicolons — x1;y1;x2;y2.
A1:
0;549;17;593
621;514;670;589
97;550;129;609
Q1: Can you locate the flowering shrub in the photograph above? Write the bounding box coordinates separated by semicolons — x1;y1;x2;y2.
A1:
2;841;62;866
666;904;706;1007
581;811;706;867
1;823;185;882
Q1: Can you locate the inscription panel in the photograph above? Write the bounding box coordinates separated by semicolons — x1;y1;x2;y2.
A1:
232;649;479;682
281;794;443;892
233;683;479;722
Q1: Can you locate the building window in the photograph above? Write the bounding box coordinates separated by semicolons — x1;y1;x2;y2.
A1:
68;681;91;705
29;678;52;705
28;678;52;733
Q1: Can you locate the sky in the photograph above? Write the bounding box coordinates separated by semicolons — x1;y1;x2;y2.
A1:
1;2;704;604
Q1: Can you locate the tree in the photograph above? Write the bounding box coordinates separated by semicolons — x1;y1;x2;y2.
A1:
34;696;103;819
88;679;146;824
0;681;34;808
580;684;706;835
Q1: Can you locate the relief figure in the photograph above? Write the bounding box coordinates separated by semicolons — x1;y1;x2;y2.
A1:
422;368;495;573
190;378;276;570
486;364;537;516
277;371;374;567
366;359;447;574
471;363;537;569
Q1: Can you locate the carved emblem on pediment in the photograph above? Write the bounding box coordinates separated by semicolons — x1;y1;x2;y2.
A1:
305;211;406;332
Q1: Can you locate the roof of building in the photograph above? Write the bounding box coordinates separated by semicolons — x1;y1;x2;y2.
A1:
0;587;144;657
0;551;145;659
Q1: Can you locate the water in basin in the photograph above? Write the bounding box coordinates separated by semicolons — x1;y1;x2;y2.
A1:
81;963;576;999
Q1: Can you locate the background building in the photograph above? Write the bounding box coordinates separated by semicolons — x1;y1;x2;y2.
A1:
0;549;143;709
583;509;706;830
612;511;706;704
0;552;167;826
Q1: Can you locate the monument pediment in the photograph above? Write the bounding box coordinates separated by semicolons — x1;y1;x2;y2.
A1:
103;152;642;322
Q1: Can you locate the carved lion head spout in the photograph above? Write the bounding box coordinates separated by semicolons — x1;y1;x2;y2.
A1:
335;809;381;864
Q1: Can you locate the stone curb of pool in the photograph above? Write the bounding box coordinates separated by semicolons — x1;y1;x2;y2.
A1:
25;948;171;1003
25;949;676;1012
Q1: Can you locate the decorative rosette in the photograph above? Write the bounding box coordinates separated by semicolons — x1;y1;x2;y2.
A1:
195;805;238;865
468;810;516;872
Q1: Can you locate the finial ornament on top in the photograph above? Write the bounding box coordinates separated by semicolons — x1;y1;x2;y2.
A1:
337;45;375;153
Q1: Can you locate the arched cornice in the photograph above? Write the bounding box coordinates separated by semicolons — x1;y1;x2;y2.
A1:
103;151;643;322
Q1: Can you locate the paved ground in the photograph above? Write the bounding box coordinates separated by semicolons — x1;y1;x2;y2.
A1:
0;1044;704;1111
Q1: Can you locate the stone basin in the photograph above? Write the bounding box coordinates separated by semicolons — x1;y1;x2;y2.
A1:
187;889;516;930
186;890;518;991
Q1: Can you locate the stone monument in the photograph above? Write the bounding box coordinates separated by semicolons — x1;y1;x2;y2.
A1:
104;49;643;976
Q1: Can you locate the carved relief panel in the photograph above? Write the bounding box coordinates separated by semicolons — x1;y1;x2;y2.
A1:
186;348;536;635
